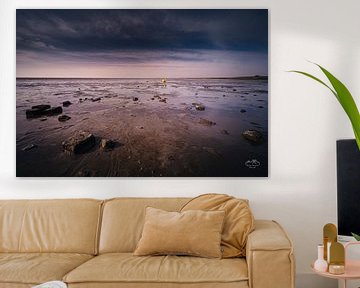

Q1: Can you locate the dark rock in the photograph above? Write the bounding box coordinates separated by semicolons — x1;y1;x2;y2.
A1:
91;97;101;102
100;139;116;150
62;101;72;107
199;118;216;126
133;97;139;101
22;144;37;151
159;99;167;103
62;131;96;154
233;89;237;91
242;129;263;144
240;109;247;113
44;106;63;116
221;129;229;135
26;105;62;118
26;105;50;118
58;115;71;122
258;106;264;108
194;103;205;111
31;104;51;111
151;97;155;100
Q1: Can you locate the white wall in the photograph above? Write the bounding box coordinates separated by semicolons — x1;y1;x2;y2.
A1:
1;0;360;287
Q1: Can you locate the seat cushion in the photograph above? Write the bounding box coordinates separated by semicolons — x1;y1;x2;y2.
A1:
64;253;248;285
0;253;93;285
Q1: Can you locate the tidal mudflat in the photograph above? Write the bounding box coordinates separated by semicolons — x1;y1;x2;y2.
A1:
16;78;268;177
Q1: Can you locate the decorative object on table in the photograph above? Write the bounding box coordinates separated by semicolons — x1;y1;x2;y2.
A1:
314;244;328;272
290;63;360;150
312;242;360;288
329;242;345;275
323;223;337;262
32;281;67;288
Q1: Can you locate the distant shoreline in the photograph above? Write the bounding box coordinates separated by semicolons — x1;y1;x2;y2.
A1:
16;76;268;81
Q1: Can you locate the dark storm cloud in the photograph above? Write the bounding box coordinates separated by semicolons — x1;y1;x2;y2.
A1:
16;9;268;54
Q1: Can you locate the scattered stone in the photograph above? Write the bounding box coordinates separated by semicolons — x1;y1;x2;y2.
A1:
133;97;139;101
58;115;71;122
233;89;237;91
91;97;101;102
44;106;63;116
62;101;72;107
31;104;51;111
242;129;263;144
100;139;116;150
221;129;229;135
223;94;226;97
194;103;205;111
22;144;37;151
62;131;96;154
26;105;62;118
199;118;216;126
240;109;247;113
151;97;155;100
159;99;167;103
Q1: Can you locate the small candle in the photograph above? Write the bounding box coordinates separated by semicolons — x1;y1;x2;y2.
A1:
329;264;345;275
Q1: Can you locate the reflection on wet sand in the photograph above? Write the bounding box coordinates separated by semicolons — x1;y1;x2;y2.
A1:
16;78;268;177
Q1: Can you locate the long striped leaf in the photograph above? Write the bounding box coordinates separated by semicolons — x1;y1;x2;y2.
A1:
290;64;360;150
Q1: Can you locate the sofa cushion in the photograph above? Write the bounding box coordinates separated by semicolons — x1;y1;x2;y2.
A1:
99;198;190;253
0;253;93;285
181;194;254;258
63;253;248;284
134;207;225;258
0;199;103;254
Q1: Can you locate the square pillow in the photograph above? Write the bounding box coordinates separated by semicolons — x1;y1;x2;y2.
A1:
134;207;225;258
181;193;254;258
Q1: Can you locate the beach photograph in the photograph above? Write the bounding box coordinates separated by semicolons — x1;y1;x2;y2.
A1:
16;9;268;177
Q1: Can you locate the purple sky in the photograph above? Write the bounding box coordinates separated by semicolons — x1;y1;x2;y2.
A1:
16;10;268;78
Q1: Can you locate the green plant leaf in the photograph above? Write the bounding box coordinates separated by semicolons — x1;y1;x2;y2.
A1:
351;232;360;241
289;64;360;150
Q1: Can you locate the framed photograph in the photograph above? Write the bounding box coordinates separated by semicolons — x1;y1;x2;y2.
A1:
16;9;268;177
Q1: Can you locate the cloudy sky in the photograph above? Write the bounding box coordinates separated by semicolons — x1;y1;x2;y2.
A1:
16;9;268;78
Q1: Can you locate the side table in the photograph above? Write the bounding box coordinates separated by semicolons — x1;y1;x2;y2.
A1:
311;242;360;288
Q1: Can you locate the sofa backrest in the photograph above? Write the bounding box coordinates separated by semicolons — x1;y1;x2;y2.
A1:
99;197;190;253
0;199;102;255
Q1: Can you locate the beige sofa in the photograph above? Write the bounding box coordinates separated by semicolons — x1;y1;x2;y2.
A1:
0;198;295;288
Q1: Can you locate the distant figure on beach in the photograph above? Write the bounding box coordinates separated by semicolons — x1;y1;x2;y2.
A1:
161;78;167;88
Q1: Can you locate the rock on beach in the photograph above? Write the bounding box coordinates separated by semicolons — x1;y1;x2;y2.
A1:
62;131;95;154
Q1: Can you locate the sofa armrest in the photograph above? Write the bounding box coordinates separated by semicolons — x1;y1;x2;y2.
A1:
246;220;295;288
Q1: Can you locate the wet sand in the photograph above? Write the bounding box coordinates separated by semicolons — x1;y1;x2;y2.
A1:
16;78;268;177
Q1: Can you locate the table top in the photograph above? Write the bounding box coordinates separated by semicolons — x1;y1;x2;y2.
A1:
311;261;360;280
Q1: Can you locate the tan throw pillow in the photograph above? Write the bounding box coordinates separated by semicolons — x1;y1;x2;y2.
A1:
181;194;254;258
134;207;225;258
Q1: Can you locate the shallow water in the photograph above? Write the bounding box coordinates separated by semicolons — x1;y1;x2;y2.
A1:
16;78;268;177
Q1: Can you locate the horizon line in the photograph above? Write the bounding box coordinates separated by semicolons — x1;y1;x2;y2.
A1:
16;75;268;80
